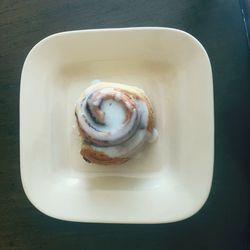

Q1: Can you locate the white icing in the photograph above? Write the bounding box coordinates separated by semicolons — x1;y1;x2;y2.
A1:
136;100;148;128
148;128;159;143
75;82;158;160
91;79;102;85
92;129;150;158
101;99;126;130
76;89;140;143
114;92;122;101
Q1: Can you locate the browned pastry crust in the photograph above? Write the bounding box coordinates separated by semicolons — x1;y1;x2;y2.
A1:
80;146;129;165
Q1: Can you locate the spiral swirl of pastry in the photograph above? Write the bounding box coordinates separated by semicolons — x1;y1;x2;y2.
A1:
75;82;156;165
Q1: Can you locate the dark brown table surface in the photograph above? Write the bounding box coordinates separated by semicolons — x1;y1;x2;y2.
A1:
0;0;249;249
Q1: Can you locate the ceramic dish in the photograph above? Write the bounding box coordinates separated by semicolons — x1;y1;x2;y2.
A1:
20;27;214;223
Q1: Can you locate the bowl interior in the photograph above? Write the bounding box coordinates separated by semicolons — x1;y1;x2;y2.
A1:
20;28;213;223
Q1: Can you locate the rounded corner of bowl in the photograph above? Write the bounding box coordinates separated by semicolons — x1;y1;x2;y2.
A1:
20;174;59;221
21;31;68;71
182;187;213;222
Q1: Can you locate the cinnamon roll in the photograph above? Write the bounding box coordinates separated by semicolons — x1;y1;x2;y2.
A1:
75;82;157;165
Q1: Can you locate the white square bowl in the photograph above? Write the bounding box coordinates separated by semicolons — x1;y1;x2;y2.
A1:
20;27;214;223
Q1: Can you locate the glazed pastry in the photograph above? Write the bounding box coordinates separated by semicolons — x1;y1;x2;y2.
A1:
75;81;157;165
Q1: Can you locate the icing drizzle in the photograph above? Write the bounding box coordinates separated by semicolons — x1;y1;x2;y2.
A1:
75;82;157;159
